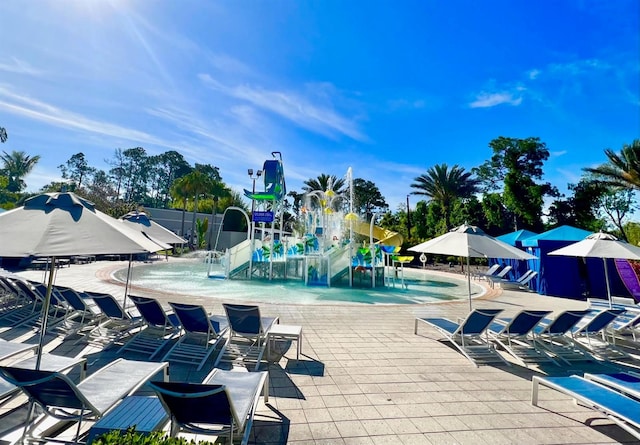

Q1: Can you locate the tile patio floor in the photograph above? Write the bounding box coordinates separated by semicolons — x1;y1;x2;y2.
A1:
1;259;639;444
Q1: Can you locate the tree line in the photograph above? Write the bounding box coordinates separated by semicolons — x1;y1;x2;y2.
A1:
1;124;639;248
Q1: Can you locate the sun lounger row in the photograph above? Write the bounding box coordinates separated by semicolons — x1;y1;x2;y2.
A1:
415;307;630;367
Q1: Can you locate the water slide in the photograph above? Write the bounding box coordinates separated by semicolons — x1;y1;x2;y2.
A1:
223;239;256;278
243;159;286;202
352;221;403;246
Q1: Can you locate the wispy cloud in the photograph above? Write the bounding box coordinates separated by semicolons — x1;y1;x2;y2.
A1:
551;150;568;157
198;74;367;142
0;57;42;76
0;86;170;148
469;91;523;108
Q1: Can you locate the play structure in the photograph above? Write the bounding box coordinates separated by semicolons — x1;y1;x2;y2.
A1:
206;153;410;288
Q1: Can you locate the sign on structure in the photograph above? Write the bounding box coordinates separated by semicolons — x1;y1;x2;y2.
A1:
253;211;274;223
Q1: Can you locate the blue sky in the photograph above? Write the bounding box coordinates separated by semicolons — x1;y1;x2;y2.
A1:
0;0;638;210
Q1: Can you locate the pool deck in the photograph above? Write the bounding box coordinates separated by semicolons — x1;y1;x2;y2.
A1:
2;258;639;444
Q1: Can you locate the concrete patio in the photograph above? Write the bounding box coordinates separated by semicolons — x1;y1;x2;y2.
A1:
1;259;638;444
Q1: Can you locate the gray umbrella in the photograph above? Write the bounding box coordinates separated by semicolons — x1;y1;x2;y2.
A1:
409;224;537;309
0;192;166;369
120;210;186;245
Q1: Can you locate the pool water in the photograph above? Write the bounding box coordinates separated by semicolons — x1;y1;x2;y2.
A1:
115;260;482;305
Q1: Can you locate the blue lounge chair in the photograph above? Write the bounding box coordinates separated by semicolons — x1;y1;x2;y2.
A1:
473;264;502;281
55;287;103;337
215;304;279;371
532;310;593;364
487;310;557;366
584;372;640;400
149;367;269;445
414;308;507;367
118;295;180;359
532;374;640;440
0;358;168;443
163;302;229;370
85;291;143;345
570;309;628;361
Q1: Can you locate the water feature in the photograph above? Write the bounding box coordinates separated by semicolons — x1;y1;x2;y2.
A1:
114;259;483;305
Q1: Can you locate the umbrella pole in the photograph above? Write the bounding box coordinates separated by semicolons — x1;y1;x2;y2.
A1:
467;255;472;311
123;255;133;309
36;257;56;371
603;258;612;308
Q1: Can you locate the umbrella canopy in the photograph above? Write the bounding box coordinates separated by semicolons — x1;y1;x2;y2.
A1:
409;224;537;260
409;224;537;309
120;211;186;245
0;193;168;257
0;192;169;371
549;232;640;306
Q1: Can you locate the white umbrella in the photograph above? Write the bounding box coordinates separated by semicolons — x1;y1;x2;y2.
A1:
409;224;537;309
0;192;167;369
120;211;187;245
548;232;640;307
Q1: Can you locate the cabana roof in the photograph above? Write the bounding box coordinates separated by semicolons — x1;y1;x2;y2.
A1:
496;229;538;246
521;225;592;247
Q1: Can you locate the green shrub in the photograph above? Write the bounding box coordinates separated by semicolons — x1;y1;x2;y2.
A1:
92;428;215;445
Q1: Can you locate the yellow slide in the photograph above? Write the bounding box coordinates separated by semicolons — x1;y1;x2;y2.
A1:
352;221;403;246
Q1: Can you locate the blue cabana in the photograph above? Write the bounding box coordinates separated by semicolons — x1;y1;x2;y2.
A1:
493;230;538;280
497;229;537;247
520;225;628;299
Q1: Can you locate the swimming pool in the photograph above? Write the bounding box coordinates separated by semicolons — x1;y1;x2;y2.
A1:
115;259;483;305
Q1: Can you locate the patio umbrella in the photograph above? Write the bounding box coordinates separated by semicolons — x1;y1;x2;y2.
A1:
120;210;186;245
548;232;640;308
0;192;167;369
409;224;537;309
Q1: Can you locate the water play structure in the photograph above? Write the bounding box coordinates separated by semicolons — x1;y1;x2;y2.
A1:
207;153;410;288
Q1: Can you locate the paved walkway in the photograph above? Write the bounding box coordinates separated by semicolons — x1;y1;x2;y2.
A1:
2;259;638;444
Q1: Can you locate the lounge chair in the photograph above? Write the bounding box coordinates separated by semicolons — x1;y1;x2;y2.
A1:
0;352;87;405
0;358;168;443
0;338;38;364
569;309;628;361
85;291;143;345
584;372;640;399
118;295;180;359
487;310;558;367
531;374;640;440
532;310;593;364
486;265;513;288
163;302;229;370
215;304;278;371
55;287;103;337
491;270;537;290
473;264;502;281
149;367;269;445
414;308;508;367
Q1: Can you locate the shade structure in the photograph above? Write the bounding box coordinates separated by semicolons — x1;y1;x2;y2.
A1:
409;224;537;309
548;232;640;307
120;211;186;245
0;192;168;370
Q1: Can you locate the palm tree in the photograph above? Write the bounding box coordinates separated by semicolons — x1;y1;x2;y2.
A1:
181;170;216;248
0;127;7;143
170;176;191;239
0;150;41;192
207;180;231;250
410;163;479;230
302;174;347;212
584;140;640;190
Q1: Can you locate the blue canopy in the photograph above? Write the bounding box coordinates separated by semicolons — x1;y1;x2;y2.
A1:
497;229;538;246
521;225;592;247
